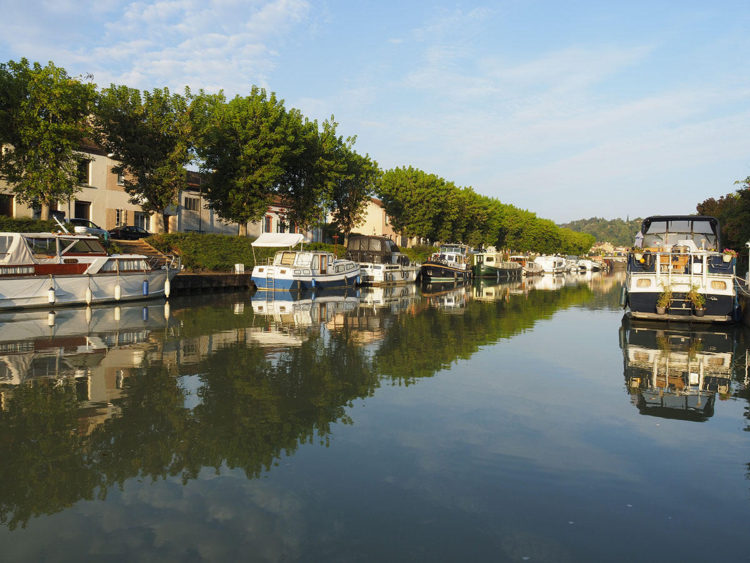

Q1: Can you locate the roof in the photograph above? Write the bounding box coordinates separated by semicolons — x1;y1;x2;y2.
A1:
251;233;306;248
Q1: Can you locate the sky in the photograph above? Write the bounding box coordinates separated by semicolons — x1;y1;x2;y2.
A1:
1;0;750;224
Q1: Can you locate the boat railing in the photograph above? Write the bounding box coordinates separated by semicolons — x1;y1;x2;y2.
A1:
628;248;734;287
147;254;181;271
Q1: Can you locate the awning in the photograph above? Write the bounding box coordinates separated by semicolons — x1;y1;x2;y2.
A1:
251;233;306;248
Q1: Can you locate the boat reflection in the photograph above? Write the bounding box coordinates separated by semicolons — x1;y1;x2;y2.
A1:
250;289;360;327
359;284;419;312
421;281;470;312
471;280;521;302
619;317;738;421
0;303;169;429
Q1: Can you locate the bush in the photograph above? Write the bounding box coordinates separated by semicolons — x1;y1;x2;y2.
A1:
0;216;59;233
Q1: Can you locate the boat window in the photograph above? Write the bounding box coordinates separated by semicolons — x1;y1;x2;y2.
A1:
0;236;14;257
61;238;106;254
276;251;296;266
368;239;381;251
26;237;57;257
312;255;319;270
348;238;361;251
294;253;312;267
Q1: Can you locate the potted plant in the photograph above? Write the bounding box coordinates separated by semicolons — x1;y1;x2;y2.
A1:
722;248;737;263
656;286;672;314
687;286;706;316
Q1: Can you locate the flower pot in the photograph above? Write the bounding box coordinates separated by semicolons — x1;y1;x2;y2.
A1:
656;306;666;315
694;307;706;317
723;254;732;262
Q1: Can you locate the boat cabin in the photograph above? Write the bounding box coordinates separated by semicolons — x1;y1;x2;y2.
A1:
346;234;409;265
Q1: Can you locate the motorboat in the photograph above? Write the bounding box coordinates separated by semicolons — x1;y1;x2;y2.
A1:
251;233;360;291
623;215;738;323
533;255;566;274
0;231;179;310
345;234;419;285
509;255;543;277
421;243;472;282
472;247;522;280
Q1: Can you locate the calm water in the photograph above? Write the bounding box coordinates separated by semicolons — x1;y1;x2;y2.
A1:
0;272;748;561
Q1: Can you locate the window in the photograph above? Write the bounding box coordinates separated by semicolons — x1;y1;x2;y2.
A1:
115;209;127;227
184;197;199;211
77;159;91;185
0;194;12;217
263;216;272;233
134;211;149;230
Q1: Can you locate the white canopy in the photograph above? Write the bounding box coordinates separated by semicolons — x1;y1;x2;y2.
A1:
251;233;305;248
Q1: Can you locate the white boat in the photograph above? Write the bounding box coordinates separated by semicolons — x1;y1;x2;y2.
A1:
345;234;419;285
533;255;566;274
624;215;738;323
0;231;179;310
251;233;360;291
509;255;543;277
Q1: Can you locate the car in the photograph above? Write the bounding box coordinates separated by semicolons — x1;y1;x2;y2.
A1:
69;218;110;242
108;225;152;240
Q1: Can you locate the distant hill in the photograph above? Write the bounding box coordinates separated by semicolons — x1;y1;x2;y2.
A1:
559;217;642;247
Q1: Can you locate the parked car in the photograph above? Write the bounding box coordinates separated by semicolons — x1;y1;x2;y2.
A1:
108;225;152;240
69;218;109;243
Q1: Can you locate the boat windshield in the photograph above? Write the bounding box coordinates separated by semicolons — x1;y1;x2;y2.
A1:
60;238;106;255
441;245;465;255
642;218;718;249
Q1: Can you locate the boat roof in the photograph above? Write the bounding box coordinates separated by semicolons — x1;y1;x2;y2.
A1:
640;215;718;232
251;233;306;248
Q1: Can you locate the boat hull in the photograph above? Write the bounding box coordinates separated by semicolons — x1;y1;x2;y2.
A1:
251;268;360;291
474;264;522;280
0;269;176;310
421;262;471;282
358;263;419;285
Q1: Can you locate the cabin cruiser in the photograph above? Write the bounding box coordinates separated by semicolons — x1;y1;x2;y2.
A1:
345;234;419;285
0;231;179;310
623;215;738;323
533;255;566;274
421;243;472;282
509;255;543;277
472;247;522;280
251;233;360;291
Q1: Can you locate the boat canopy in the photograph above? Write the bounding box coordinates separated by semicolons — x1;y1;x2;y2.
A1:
639;216;720;250
251;233;306;248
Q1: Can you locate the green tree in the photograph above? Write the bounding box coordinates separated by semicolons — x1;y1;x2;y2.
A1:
0;58;97;219
328;144;380;237
196;87;295;236
95;85;194;232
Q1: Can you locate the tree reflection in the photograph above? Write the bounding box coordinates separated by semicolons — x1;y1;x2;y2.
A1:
0;280;610;528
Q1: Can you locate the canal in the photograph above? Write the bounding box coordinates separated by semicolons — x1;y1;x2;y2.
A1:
0;272;748;561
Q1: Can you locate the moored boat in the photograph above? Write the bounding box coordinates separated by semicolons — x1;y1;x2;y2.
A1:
345;234;419;285
533;255;566;274
251;233;360;291
509;255;543;277
421;243;472;282
472;247;522;280
0;231;179;310
623;215;738;323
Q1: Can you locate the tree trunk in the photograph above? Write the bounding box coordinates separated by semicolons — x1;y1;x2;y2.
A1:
40;203;50;221
239;222;247;237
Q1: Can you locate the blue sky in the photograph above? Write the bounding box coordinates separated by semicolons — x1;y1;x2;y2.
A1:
2;0;750;223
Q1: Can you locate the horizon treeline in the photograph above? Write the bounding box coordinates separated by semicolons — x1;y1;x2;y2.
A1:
0;58;594;254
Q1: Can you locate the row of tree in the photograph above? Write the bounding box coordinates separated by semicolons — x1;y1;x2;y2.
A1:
559;217;644;247
0;58;593;253
696;176;750;251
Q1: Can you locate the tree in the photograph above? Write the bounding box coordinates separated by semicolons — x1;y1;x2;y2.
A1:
195;87;294;236
95;85;194;232
0;59;96;219
327;142;380;237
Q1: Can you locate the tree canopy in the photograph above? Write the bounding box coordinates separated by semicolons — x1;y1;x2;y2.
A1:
0;58;97;219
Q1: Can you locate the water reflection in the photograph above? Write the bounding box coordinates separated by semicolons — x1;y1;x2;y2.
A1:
0;274;661;536
619;317;742;421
